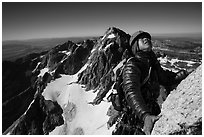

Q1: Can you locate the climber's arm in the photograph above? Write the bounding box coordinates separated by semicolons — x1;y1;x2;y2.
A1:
122;59;150;121
154;60;189;86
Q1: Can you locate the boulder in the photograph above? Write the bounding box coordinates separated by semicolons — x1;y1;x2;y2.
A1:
152;65;202;135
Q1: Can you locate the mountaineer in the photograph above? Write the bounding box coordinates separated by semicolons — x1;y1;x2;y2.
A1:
112;31;191;135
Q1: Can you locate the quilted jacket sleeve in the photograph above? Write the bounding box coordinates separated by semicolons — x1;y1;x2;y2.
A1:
154;60;189;86
122;59;150;121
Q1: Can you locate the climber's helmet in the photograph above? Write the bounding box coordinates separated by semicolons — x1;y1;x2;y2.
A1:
129;31;152;54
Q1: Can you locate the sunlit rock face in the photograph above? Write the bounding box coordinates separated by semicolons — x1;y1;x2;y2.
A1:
152;65;202;135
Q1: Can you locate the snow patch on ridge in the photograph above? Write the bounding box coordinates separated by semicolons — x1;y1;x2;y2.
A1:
158;56;168;65
38;68;49;77
158;57;199;67
59;51;71;56
32;62;41;73
42;74;76;101
158;56;200;72
101;33;116;41
107;34;116;39
104;42;114;51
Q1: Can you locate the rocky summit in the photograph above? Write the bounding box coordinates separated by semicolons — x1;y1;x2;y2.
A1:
2;27;202;135
78;27;131;105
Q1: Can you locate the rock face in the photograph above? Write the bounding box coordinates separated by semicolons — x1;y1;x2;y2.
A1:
78;27;131;105
6;91;64;135
152;65;202;135
2;51;46;132
41;39;95;75
62;39;94;75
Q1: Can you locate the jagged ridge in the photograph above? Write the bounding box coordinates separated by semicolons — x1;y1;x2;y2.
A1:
78;27;131;105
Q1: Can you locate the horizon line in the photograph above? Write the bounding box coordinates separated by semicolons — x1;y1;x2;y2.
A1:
3;32;202;42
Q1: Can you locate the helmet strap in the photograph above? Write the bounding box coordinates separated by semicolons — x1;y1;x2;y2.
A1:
136;40;140;52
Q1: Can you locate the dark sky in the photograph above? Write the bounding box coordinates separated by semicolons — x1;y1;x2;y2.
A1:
2;2;202;41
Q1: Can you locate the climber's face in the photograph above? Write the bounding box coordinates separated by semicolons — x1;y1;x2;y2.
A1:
131;34;152;55
137;36;152;51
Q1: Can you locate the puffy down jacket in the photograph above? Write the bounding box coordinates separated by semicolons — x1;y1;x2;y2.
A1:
122;50;188;121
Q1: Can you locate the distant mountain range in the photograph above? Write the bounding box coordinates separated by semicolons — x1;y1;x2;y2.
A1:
152;32;202;39
2;36;98;61
2;33;201;62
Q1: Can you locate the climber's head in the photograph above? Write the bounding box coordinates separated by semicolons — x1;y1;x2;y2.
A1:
129;30;152;55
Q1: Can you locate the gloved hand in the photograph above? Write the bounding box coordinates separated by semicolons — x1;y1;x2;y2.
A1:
142;114;161;135
175;70;188;81
175;68;195;82
186;68;194;74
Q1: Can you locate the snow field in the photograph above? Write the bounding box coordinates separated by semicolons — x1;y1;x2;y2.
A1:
41;63;115;134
